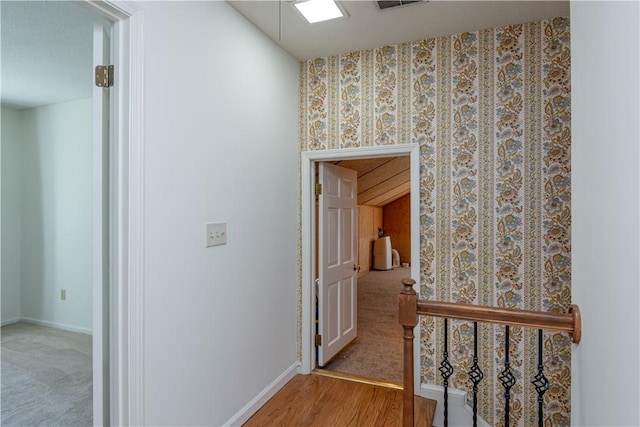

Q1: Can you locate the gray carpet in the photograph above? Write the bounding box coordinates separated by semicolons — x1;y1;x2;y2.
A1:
1;322;92;426
322;267;410;384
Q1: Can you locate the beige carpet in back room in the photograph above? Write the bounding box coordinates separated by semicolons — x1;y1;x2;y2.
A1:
322;266;411;384
1;322;92;426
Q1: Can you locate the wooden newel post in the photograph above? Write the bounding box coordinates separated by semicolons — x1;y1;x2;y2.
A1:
398;278;418;427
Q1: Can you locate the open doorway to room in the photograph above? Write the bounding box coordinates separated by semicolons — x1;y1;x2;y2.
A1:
0;2;113;425
301;144;420;384
317;156;411;385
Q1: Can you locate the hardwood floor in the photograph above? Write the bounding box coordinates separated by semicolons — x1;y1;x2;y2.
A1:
243;374;435;426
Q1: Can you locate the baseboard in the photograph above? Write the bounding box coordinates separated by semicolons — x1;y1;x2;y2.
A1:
1;317;22;327
460;400;491;427
420;383;490;427
20;317;92;335
223;361;300;427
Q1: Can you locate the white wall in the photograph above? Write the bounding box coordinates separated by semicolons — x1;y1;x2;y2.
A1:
140;2;299;425
20;99;93;332
1;106;24;324
571;1;640;425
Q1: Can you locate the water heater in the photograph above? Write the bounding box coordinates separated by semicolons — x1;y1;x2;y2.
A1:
373;236;392;271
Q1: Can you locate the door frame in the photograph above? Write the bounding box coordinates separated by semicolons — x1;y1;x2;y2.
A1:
82;1;144;425
301;143;420;394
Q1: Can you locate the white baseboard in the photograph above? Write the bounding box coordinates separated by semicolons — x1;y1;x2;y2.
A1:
223;362;300;427
1;317;22;327
20;317;92;335
420;383;490;427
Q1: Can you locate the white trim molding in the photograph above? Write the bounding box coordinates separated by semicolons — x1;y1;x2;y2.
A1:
223;362;300;427
19;317;93;335
300;144;421;390
83;1;145;426
420;383;490;427
1;318;22;327
119;4;145;427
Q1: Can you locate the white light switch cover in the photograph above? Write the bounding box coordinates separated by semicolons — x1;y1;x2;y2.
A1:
206;222;227;247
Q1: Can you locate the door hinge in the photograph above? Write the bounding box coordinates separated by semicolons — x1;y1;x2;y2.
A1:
315;334;322;346
95;65;114;88
315;182;322;196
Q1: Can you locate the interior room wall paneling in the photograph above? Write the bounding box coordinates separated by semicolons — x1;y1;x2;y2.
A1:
571;1;639;425
383;194;411;264
299;17;571;426
358;205;383;275
20;99;93;332
1;106;24;324
373;205;383;237
140;2;299;425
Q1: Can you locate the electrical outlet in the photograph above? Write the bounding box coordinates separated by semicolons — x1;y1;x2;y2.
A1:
206;222;227;247
61;289;67;300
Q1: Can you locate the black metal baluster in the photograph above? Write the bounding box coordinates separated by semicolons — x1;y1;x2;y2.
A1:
532;329;550;427
468;322;484;427
439;318;454;427
498;325;516;427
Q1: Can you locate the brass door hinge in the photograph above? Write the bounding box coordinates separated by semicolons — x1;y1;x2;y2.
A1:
95;65;114;88
315;183;322;196
315;334;322;346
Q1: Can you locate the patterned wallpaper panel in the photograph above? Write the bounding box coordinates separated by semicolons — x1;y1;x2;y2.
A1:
299;17;571;427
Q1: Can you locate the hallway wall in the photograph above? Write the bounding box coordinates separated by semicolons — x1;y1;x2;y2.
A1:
140;2;299;425
571;1;640;425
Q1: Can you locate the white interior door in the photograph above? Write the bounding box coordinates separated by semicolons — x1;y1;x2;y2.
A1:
318;163;358;366
93;22;110;427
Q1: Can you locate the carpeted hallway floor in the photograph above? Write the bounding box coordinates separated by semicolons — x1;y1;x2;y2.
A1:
321;267;411;384
1;322;92;426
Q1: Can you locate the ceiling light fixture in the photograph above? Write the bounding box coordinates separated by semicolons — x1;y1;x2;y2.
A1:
291;0;346;24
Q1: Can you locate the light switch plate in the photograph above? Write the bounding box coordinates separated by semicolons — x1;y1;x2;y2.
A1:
206;222;227;247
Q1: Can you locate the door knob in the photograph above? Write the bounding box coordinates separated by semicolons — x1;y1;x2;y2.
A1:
354;264;361;272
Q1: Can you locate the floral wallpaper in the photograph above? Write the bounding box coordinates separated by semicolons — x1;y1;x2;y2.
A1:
299;17;571;427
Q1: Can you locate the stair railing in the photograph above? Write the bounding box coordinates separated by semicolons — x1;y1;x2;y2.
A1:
398;278;581;427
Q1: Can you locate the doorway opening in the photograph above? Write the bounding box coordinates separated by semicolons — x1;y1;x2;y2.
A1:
301;144;420;393
318;156;412;384
0;2;111;425
1;1;143;425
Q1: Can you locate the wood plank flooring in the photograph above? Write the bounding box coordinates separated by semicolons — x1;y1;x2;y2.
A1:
243;374;435;426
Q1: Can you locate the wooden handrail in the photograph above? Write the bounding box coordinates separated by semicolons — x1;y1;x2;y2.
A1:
417;301;581;344
398;277;582;427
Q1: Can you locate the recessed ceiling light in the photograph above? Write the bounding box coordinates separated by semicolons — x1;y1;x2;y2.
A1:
292;0;346;24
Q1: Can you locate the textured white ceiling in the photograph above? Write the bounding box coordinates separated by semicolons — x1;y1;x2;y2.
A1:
228;0;570;60
1;1;99;109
